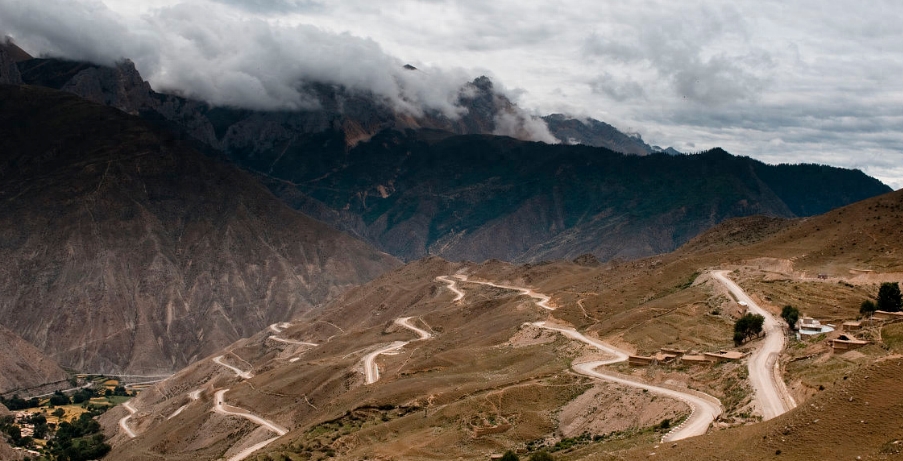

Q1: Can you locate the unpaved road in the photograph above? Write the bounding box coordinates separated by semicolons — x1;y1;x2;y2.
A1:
449;275;722;441
455;275;554;310
267;336;318;346
213;389;287;435
214;389;287;461
226;436;282;461
436;275;465;302
711;270;796;420
362;317;432;384
214;355;254;379
119;401;137;438
268;322;291;334
168;389;203;420
534;322;722;442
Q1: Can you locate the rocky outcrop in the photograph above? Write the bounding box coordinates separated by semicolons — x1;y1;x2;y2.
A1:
58;59;151;115
543;113;653;155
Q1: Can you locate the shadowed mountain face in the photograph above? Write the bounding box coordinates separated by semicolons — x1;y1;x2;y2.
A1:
12;56;892;264
261;131;890;262
0;85;399;374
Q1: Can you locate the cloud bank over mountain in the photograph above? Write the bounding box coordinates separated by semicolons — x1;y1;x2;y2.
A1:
1;0;901;187
0;0;479;117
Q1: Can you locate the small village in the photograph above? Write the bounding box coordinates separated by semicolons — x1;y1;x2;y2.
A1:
1;376;139;459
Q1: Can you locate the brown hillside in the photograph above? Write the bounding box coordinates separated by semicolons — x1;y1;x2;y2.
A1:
0;85;399;374
675;188;903;273
575;358;903;461
98;189;903;460
0;324;68;394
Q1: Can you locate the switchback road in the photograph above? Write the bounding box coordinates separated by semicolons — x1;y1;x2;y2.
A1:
712;270;796;420
362;317;432;384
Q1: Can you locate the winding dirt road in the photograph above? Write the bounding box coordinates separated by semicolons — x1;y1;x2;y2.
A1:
118;401;137;438
213;389;287;435
267;336;318;346
444;275;722;440
534;322;722;442
213;389;288;461
362;317;432;384
454;275;554;310
436;275;465;302
167;389;203;420
214;355;254;380
268;322;291;334
712;270;796;420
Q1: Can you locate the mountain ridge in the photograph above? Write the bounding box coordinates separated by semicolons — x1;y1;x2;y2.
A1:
0;84;400;373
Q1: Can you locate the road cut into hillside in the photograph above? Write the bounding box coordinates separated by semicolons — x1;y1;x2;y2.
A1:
362;316;433;384
533;322;722;442
436;275;465;302
214;389;288;461
453;275;554;310
214;355;254;380
446;275;722;441
118;400;137;438
167;388;204;420
712;270;797;420
267;336;318;346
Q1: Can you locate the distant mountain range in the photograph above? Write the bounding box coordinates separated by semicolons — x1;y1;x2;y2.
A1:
2;47;889;263
0;42;893;374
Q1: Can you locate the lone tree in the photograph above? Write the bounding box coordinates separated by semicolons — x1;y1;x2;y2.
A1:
781;305;800;330
501;451;520;461
860;299;878;317
877;282;902;312
734;313;765;345
528;452;555;461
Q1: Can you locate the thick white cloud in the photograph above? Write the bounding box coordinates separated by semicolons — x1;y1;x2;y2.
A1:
1;0;901;188
0;0;475;116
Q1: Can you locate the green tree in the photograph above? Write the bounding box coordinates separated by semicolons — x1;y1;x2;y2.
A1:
49;390;70;406
528;452;555;461
501;451;519;461
734;313;765;344
877;282;902;312
52;408;65;419
860;299;878;317
780;305;800;330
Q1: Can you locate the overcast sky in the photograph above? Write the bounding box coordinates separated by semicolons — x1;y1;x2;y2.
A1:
1;0;901;188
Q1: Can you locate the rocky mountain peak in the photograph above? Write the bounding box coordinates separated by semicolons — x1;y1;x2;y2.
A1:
0;44;22;85
471;75;494;92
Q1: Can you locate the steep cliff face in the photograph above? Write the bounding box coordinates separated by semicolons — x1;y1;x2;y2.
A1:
0;85;399;373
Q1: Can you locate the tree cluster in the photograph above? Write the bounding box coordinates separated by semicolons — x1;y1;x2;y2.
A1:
878;282;902;312
734;313;765;345
780;305;800;330
45;412;110;461
499;451;555;461
0;394;40;410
